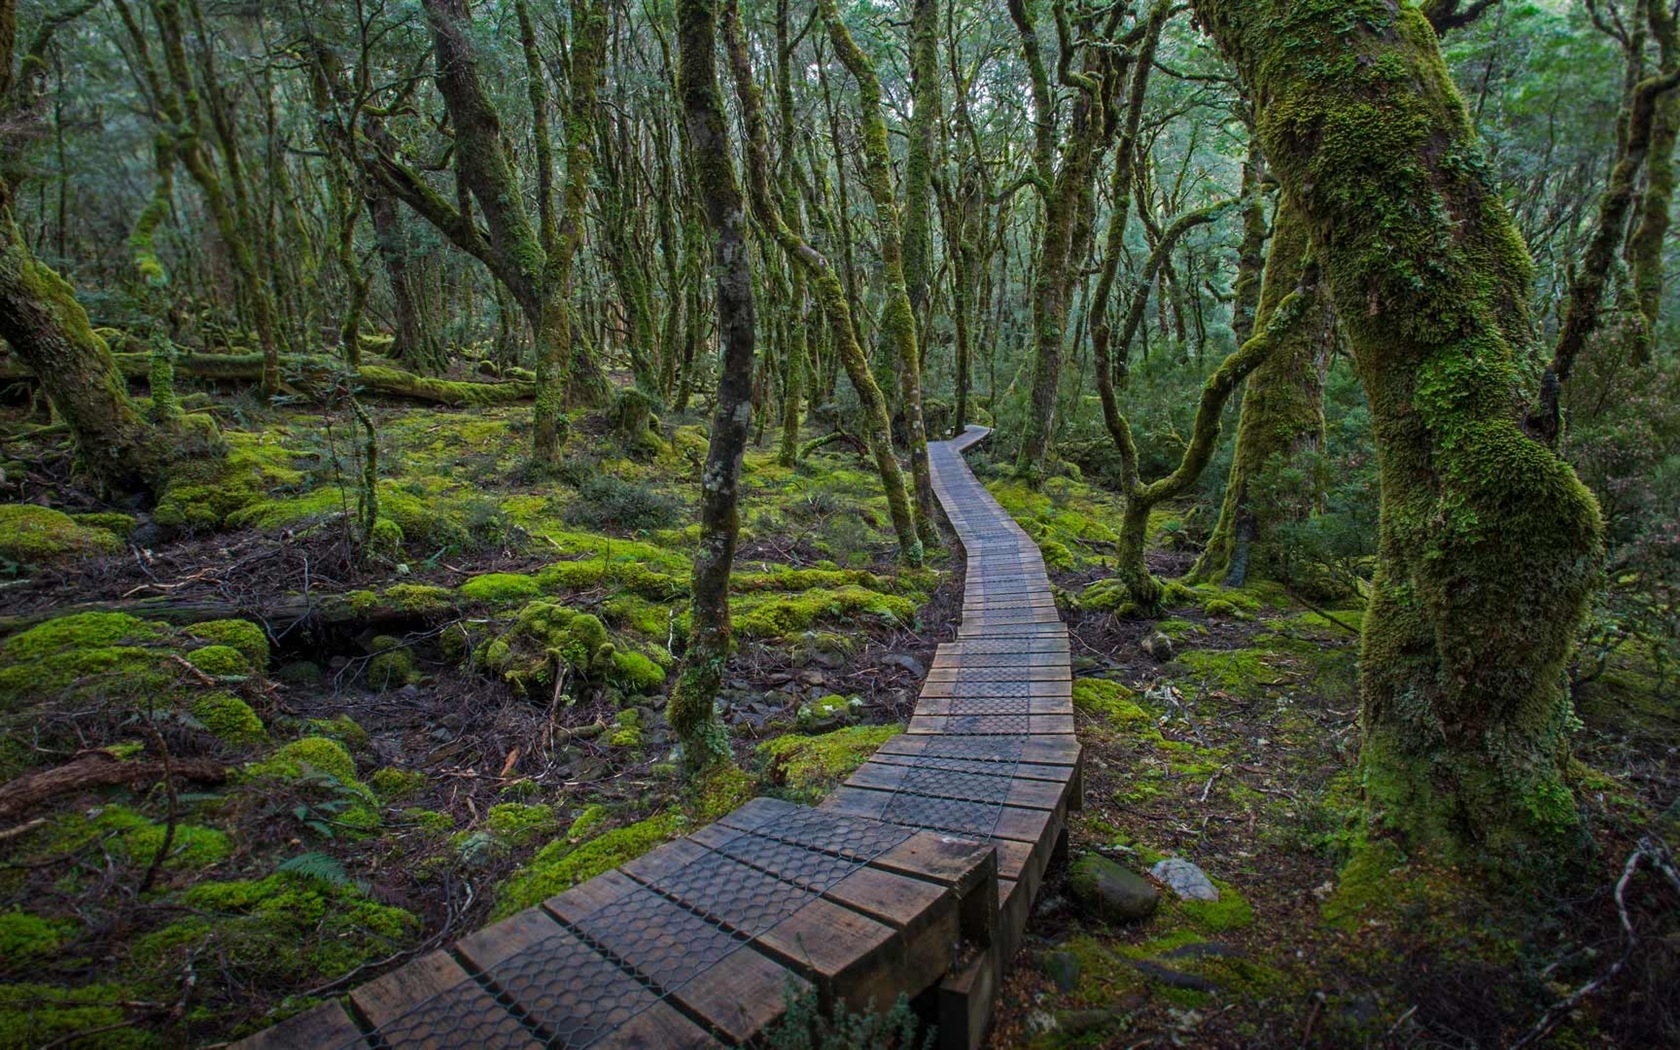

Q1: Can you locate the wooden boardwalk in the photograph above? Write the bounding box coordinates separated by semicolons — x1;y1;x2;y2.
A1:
236;427;1079;1050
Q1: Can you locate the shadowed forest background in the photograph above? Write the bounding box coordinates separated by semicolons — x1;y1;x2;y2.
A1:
0;0;1676;1046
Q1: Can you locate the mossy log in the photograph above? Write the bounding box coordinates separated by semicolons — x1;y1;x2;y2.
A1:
0;751;229;822
0;352;535;406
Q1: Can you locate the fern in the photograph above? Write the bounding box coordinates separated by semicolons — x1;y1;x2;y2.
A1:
277;851;352;888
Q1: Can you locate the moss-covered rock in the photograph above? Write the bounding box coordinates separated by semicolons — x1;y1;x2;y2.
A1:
0;612;171;709
0;982;160;1050
246;737;362;790
154;431;302;532
758;724;902;793
185;620;269;669
370;767;427;803
190;692;266;747
365;636;417;690
0;504;124;565
608;650;665;694
186;644;250;678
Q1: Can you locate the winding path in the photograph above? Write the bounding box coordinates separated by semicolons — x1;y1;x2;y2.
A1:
236;428;1080;1050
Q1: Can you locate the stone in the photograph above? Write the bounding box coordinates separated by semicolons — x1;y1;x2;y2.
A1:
1151;857;1220;901
1067;853;1159;922
1038;949;1081;992
1128;958;1218;991
883;653;926;678
1142;630;1174;662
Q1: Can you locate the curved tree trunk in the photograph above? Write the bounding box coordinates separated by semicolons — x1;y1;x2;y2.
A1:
1193;0;1604;865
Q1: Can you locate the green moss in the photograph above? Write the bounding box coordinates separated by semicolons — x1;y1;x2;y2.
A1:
732;568;886;592
380;584;457;616
368;517;405;558
483;803;559;847
190;692;266;747
365;636;417;690
608;650;665;693
306;714;369;751
69;511;137;538
493;811;684;918
1176;648;1279;695
0;983;160;1050
460;572;541;604
1071;678;1152;728
1156;619;1206;640
186;644;249;678
537;558;686;601
185;620;269;668
402;808;454;834
479;601;624;693
174;872;418;983
565;805;608;842
732;586;918;639
0;612;171;710
758;724;902;793
155;431;304;532
1180;881;1255;933
370;767;428;803
66;806;235;872
247;737;360;787
1204;599;1240;619
688;765;755;822
0;504;124;565
601;595;672;637
0;910;75;968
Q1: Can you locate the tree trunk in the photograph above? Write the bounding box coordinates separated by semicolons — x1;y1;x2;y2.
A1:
669;0;756;773
724;1;923;564
1627;2;1680;353
0;215;164;496
1191;198;1336;588
1193;0;1604;865
820;0;937;546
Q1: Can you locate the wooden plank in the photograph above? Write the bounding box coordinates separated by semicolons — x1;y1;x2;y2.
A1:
349;951;539;1050
229;1001;367;1050
544;870;802;1044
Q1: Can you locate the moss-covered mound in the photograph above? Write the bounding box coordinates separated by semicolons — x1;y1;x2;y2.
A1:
0;504;123;565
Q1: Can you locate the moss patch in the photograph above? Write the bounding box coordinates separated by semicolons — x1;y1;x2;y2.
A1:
0;504;123;565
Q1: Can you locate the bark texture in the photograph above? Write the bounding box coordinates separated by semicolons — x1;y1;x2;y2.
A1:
1193;0;1604;865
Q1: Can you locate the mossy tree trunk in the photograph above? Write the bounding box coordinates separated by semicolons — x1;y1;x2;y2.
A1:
1626;1;1680;352
1536;20;1680;438
670;0;756;774
774;0;807;468
1012;0;1167;482
1191;198;1338;588
0;0;165;497
819;0;937;546
1094;194;1282;612
723;0;922;565
1193;0;1605;865
371;0;606;463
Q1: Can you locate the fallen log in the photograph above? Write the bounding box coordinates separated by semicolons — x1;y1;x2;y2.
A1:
0;751;230;823
0;353;535;407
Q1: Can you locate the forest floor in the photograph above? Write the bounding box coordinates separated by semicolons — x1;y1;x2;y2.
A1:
0;383;963;1048
965;457;1680;1049
0;384;1675;1048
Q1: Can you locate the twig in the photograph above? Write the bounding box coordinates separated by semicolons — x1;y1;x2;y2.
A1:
1509;842;1657;1049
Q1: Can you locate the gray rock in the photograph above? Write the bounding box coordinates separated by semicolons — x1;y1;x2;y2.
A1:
883;653;926;678
1151;857;1220;901
1038;949;1081;992
1143;630;1174;661
1128;958;1219;991
1068;853;1159;922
